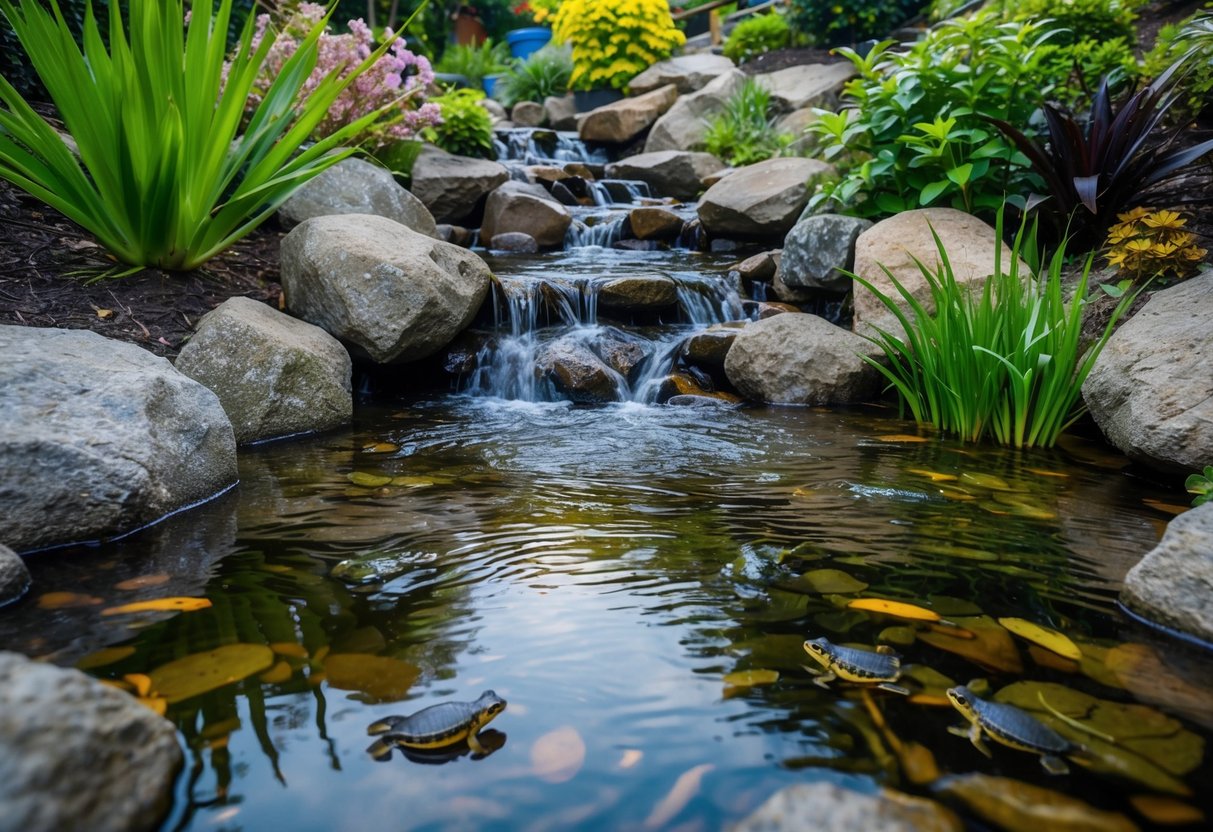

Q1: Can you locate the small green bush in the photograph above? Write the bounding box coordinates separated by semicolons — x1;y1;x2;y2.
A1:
425;88;497;159
1144;6;1213;121
704;79;795;167
787;0;927;48
991;0;1144;46
495;46;573;109
723;12;791;63
434;39;510;87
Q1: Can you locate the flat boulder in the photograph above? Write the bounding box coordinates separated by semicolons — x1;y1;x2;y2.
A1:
852;208;1019;336
629;53;736;95
280;214;492;364
0;326;236;553
753;63;855;113
731;781;961;832
1082;271;1213;473
410;145;509;223
682;324;741;369
512;100;545;126
698;157;834;240
781;214;873;291
579;84;679;144
489;232;540;253
605;150;725;202
628;207;685;241
0;544;30;606
1122;502;1213;643
278;157;438;238
0;651;182;832
724;313;883;405
480;181;572;249
175;297;352;445
645;69;746;153
598;275;678;311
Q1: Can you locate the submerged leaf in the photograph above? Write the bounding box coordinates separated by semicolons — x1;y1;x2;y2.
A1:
794;569;869;594
723;669;780;687
849;598;942;622
935;773;1140;832
323;653;420;702
37;592;103;609
259;661;293;684
102;597;212;615
919;616;1022;673
347;472;393;487
1128;795;1204;826
998;618;1082;661
76;646;136;670
149;644;274;704
114;574;171;590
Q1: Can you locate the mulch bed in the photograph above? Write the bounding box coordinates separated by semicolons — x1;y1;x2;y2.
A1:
740;46;842;75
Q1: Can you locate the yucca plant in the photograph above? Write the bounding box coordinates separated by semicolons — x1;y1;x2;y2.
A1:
988;57;1213;249
0;0;422;271
850;215;1137;448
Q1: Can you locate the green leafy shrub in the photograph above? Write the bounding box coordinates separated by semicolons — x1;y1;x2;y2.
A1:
992;0;1143;46
787;0;926;48
1187;466;1213;507
851;216;1136;448
434;38;510;87
0;0;403;271
495;46;573;108
1144;6;1213;121
723;12;791;63
809;14;1056;218
425;88;496;159
704;79;795;167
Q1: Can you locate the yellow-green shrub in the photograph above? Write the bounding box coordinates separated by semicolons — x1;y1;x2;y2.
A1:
551;0;685;90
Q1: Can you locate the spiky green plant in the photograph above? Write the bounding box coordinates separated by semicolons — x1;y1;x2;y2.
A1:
0;0;423;271
850;215;1137;448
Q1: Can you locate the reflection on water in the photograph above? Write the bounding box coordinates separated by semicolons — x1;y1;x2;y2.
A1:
3;399;1211;831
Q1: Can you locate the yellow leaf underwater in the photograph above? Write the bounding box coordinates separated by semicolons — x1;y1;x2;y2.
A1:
124;673;153;697
75;646;136;670
37;592;103;610
363;442;399;453
259;661;293;684
848;598;942;622
114;574;170;591
101;597;212;616
875;434;931;443
135;696;167;716
998;618;1082;661
919;616;1023;674
1128;795;1205;826
347;472;392;487
722;669;780;687
323;653;419;703
793;569;868;594
936;773;1140;832
149;644;274;704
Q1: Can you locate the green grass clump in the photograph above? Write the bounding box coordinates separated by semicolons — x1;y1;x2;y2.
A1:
703;78;795;167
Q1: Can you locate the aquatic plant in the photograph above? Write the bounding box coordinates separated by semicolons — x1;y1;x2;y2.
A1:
0;0;421;270
1104;208;1207;283
850;216;1137;448
550;0;684;91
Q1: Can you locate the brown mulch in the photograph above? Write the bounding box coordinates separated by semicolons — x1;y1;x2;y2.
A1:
740;46;843;75
0;177;284;360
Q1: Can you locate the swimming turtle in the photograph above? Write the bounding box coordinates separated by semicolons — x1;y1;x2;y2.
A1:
366;690;507;760
803;637;909;695
946;685;1079;775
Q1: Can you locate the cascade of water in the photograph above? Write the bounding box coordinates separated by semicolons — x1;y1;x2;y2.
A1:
565;215;626;249
493;128;608;166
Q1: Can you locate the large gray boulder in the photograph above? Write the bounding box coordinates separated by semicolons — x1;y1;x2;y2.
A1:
781;214;873;291
175;297;352;445
852;208;1019;336
605;151;725;202
579;84;679;144
629;53;736;95
1082;271;1213;473
1122;502;1213;657
278;157;438;237
0;544;30;606
0;326;236;553
409;145;509;223
479;181;572;249
645;69;746;153
732;782;961;832
698;157;834;240
753;63;855;114
280;214;492;364
0;651;182;832
724;313;883;405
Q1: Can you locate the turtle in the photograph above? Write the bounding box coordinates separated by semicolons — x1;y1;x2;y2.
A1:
802;636;909;695
366;690;507;760
945;685;1080;775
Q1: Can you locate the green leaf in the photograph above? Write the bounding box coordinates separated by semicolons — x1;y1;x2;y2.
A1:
946;163;974;187
919;180;951;205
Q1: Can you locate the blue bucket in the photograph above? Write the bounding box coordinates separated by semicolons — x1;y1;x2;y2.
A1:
505;27;552;60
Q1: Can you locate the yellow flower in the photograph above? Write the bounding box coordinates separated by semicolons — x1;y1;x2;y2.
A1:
1116;206;1151;223
1142;209;1187;231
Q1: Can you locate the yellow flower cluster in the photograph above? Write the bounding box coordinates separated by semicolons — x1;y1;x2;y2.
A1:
529;0;561;24
1105;207;1208;281
551;0;685;90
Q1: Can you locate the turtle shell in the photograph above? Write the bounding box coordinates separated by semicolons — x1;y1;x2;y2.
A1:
971;697;1072;754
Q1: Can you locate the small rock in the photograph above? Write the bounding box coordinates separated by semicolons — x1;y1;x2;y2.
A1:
753;63;855;114
598;275;678;311
410;145;510;224
536;337;623;403
579;84;680;144
175;297;352;445
754;301;801;319
278;157;438;237
589;327;653;383
710;239;741;253
645;69;747;153
698;157;835;240
606;150;725;202
1122;501;1213;643
0;544;30;606
0;651;183;832
436;224;475;247
629;53;736;95
512;100;545;126
564;162;596;180
731;781;961;832
652;373;741;404
279;214;492;364
549;181;582;206
781;214;873;291
527;165;573;184
628;207;685;241
480;181;572;248
682;324;740;369
489;232;540;253
480;98;509;124
736;251;779;282
544;94;578;130
724;313;884;405
667;393;742;408
443;331;494;375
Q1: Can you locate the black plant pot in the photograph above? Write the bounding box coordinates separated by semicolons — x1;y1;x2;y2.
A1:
573;88;625;113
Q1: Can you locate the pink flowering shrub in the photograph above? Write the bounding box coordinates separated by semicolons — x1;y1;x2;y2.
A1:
243;3;441;149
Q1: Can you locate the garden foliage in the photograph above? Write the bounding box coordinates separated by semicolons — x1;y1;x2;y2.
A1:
425;88;497;159
1145;7;1213;121
434;39;510;87
852;217;1136;449
495;46;574;108
704;79;795;167
551;0;684;90
1104;208;1207;282
0;0;411;270
787;0;926;48
722;12;791;64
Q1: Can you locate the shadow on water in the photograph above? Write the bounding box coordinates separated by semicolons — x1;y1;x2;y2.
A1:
2;396;1211;831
